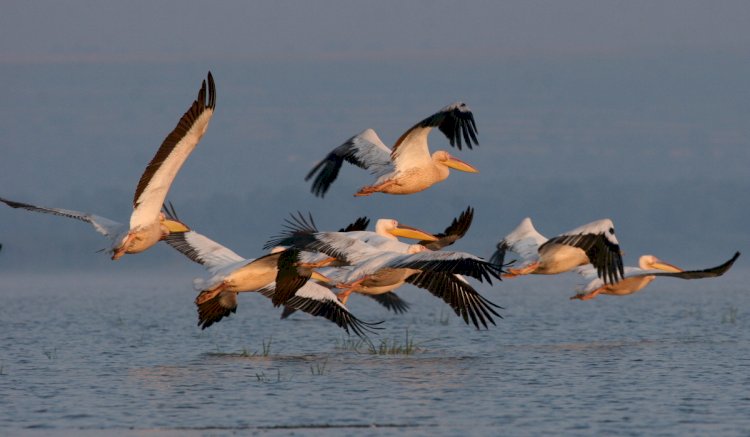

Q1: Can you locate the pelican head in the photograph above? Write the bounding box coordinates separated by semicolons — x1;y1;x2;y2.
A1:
639;255;683;273
433;150;479;173
375;219;438;241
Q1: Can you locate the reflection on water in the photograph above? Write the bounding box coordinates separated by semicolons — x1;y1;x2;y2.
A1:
1;271;749;435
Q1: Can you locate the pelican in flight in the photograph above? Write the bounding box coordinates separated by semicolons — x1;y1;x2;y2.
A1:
306;102;480;197
266;213;504;329
491;217;625;285
161;206;379;337
571;252;740;300
0;72;216;260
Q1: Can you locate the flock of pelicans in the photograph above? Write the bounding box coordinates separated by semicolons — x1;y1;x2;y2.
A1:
1;72;741;338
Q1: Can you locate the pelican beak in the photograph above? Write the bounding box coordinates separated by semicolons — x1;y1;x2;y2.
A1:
162;219;190;233
652;260;683;273
444;156;479;173
389;224;438;241
311;271;331;283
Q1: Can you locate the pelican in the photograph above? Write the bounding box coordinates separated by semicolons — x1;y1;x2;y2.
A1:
0;72;215;259
571;252;740;300
491;217;625;284
161;207;379;336
266;214;504;329
306;102;480;197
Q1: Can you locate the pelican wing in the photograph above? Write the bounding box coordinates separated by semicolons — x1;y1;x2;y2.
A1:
386;249;504;284
406;271;502;330
0;196;124;239
391;102;478;167
265;213;380;264
650;252;740;279
491;217;547;267
162;229;245;274
130;72;216;229
541;219;624;284
258;282;381;338
338;216;371;233
367;292;410;314
281;272;406;316
195;290;238;329
420;206;474;250
306;129;393;197
272;249;311;307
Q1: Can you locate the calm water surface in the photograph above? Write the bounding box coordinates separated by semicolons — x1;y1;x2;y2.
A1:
1;269;749;436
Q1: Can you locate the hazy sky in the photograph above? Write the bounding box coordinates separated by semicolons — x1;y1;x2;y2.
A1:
3;1;750;61
1;1;748;273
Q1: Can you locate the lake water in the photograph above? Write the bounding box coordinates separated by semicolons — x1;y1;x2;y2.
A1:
1;267;748;436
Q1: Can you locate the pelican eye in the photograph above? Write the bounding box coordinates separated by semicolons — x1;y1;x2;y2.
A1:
609;227;615;234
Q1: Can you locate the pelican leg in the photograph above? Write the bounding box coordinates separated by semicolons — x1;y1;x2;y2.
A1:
570;288;603;301
502;262;540;278
195;283;226;305
354;180;396;197
296;257;337;269
336;288;354;305
335;276;368;304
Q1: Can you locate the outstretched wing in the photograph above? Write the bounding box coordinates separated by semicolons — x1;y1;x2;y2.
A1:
541;219;624;285
162;229;245;274
0;196;124;239
387;249;504;284
271;249;311;307
195;290;238;329
420;206;474;250
338;216;371;233
130;72;216;229
651;252;740;279
367;292;411;314
406;271;502;330
306;129;393;197
490;217;547;267
391;102;479;168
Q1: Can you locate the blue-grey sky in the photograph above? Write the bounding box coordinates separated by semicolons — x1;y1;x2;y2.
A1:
1;1;748;273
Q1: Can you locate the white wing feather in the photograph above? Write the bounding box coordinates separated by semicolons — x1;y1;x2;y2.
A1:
501;217;548;263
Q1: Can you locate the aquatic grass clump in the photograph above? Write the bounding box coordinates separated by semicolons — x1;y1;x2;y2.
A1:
310;358;328;375
335;337;366;352
368;329;421;355
239;336;274;357
335;329;424;355
254;368;288;383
